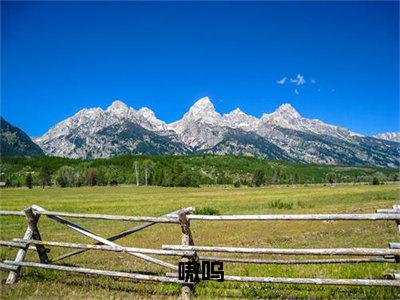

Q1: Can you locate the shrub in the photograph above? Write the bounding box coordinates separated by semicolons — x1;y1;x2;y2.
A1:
268;200;294;209
84;168;97;186
55;166;77;187
233;181;241;188
252;169;266;187
194;206;220;215
174;172;199;187
372;177;380;185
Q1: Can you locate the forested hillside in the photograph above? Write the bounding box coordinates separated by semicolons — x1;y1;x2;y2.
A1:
0;117;44;157
1;155;398;188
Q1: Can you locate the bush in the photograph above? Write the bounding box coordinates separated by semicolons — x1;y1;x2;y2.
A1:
372;177;380;185
252;169;266;187
233;181;241;188
268;200;294;209
55;166;77;187
84;168;97;186
194;206;220;215
174;172;199;187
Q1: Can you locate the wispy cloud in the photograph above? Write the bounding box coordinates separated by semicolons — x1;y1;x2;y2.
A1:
290;74;306;86
276;74;318;95
276;77;287;84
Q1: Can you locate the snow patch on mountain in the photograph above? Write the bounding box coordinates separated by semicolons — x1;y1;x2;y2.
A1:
222;108;259;131
373;132;400;142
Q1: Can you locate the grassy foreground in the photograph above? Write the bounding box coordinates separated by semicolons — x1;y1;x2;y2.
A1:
0;184;399;299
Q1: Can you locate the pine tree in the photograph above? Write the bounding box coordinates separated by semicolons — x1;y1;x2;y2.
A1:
25;173;33;189
39;167;51;188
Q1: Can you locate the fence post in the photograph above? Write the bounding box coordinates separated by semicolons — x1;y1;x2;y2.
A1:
178;211;198;300
5;206;49;284
24;207;50;264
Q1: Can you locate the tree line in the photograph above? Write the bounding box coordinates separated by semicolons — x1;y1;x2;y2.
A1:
1;155;398;188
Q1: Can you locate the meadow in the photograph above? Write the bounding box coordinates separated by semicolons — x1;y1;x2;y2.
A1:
0;184;399;299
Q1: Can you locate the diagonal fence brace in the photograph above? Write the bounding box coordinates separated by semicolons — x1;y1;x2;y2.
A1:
32;205;178;271
51;207;194;263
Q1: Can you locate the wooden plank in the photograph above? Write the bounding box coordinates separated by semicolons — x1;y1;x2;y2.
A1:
5;225;33;284
0;210;25;216
165;273;400;287
12;239;195;257
0;241;47;253
2;260;190;284
0;241;27;248
32;205;178;271
389;242;400;249
52;207;193;262
187;213;400;221
162;245;400;256
0;262;18;271
198;256;395;264
376;209;399;214
30;205;178;223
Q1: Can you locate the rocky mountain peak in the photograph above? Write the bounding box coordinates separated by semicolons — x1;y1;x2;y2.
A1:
106;100;130;116
138;107;168;131
188;96;216;113
138;107;156;118
181;96;221;124
227;108;245;116
273;103;301;118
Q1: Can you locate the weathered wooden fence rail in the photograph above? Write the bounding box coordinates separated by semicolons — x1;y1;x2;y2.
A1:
0;204;399;299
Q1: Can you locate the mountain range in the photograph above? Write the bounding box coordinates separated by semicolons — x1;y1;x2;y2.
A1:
28;97;399;168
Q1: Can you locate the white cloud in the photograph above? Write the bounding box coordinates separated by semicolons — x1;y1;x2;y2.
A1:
290;74;306;86
310;79;316;84
294;89;299;95
276;77;287;84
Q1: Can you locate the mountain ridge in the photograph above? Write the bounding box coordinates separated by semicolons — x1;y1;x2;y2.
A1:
0;117;45;157
32;97;399;167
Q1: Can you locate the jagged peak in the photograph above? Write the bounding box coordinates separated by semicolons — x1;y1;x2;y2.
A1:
106;100;129;112
138;107;155;116
138;107;163;123
76;107;103;115
276;103;299;114
228;108;244;115
261;103;301;119
189;96;215;111
224;108;258;120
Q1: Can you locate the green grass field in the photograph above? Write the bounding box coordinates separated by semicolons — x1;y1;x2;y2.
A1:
0;184;399;299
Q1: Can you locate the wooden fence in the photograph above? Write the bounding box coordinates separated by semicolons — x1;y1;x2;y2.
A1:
1;204;400;299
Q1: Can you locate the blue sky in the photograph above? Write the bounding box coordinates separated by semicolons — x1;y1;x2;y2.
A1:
1;1;399;136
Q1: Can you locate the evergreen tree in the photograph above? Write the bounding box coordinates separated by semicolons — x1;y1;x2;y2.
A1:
25;173;33;189
39;167;51;188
